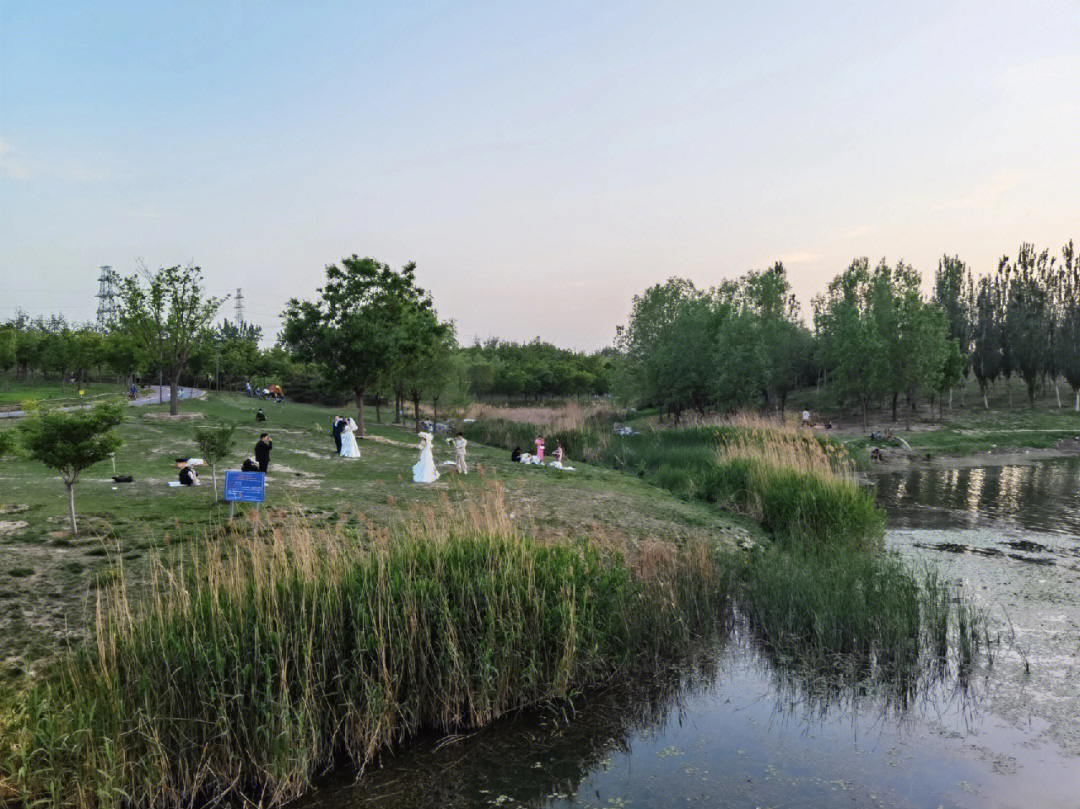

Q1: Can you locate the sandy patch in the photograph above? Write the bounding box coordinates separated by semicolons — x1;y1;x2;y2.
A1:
143;412;205;421
361;434;414;448
0;521;28;536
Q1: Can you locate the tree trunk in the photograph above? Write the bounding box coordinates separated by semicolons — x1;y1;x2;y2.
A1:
66;482;78;535
169;376;180;416
861;399;868;431
210;465;218;501
1055;380;1061;409
432;396;439;433
905;393;912;431
355;389;366;436
891;392;899;423
1075;389;1080;412
413;396;421;434
375;391;382;424
394;390;403;424
983;390;989;410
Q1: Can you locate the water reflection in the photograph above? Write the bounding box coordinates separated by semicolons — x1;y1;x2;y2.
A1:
297;635;1079;809
874;457;1080;535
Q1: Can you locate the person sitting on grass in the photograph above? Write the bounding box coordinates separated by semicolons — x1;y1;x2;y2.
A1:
511;446;522;463
178;464;200;486
256;408;267;423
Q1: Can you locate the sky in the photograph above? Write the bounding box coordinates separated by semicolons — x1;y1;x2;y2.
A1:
2;1;1079;349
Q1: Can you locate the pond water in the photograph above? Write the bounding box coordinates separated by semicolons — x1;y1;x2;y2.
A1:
301;459;1080;809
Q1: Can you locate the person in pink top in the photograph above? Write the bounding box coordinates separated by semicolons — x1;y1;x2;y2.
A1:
534;436;545;461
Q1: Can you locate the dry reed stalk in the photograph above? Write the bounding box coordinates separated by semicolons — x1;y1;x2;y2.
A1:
466;401;616;431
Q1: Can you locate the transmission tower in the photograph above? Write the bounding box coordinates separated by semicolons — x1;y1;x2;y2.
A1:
234;288;245;324
95;266;120;330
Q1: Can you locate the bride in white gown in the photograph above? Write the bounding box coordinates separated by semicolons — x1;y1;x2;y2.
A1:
412;432;439;483
339;417;361;458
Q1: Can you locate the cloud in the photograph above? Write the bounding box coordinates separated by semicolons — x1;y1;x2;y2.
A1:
839;225;870;240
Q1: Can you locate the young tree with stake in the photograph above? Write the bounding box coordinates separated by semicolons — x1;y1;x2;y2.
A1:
17;401;124;535
193;423;236;501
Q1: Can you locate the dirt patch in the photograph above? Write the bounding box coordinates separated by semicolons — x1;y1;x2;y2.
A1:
143;412;205;421
0;504;29;516
361;434;415;448
0;521;28;537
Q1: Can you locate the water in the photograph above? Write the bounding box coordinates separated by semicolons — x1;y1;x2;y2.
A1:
301;459;1080;809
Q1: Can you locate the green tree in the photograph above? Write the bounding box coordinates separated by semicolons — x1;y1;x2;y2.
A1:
117;264;225;415
282;256;428;435
968;274;1004;410
193;423;236;501
0;327;16;381
17;401;124;534
1056;241;1080;411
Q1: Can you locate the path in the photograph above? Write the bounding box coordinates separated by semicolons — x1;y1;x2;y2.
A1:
0;385;206;419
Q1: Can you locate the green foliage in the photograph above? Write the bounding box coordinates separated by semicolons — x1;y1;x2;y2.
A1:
16;400;124;534
737;545;982;680
460;339;611;401
0;522;729;808
116;264;224;415
193;422;236;500
282;256;444;434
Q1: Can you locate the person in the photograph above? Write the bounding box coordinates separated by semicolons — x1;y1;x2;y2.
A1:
128;383;138;401
254;433;272;474
452;432;468;475
552;441;564;464
534;436;545;461
332;415;345;454
256;408;267;423
510;446;522;463
178;464;200;486
413;432;439;483
801;410;811;427
244;381;253;398
340;417;361;458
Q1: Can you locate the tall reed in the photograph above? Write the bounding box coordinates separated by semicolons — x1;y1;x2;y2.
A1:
0;489;731;809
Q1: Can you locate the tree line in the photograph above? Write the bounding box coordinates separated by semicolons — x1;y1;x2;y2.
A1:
615;241;1080;426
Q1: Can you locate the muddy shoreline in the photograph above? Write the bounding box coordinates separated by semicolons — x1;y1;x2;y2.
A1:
866;439;1080;472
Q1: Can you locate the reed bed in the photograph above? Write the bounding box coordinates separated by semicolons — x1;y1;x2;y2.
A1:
0;488;731;809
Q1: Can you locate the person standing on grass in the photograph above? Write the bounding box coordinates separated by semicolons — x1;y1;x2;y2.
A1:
535;436;545;461
452;432;468;474
332;415;345;455
255;432;273;474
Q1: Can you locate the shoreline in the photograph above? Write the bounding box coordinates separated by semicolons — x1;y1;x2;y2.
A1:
863;440;1080;472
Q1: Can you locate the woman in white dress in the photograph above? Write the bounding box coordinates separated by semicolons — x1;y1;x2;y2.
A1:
412;432;440;483
339;417;361;458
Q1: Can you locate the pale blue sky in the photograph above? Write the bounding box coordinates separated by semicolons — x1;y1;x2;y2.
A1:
2;1;1078;348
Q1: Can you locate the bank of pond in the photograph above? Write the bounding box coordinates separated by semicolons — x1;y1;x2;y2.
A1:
0;421;989;808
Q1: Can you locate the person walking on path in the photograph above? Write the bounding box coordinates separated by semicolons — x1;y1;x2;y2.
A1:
255;432;273;474
452;432;468;475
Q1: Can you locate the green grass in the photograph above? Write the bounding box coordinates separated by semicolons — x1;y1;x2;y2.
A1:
0;391;755;672
465;421;884;548
737;545;982;683
0;512;733;808
0;378;126;407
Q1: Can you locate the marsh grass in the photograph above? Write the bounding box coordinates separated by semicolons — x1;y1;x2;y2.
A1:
0;486;732;809
735;546;983;688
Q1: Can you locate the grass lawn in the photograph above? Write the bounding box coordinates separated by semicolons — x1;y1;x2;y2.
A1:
0;392;758;676
0;378;127;407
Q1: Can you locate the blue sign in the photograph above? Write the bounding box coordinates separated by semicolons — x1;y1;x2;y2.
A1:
224;471;265;503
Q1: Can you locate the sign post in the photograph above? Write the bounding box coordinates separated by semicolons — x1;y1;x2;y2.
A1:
224;471;265;525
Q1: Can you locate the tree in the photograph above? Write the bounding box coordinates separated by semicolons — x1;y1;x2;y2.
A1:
0;328;16;382
1056;241;1080;411
282;256;429;436
17;401;124;534
1001;244;1052;407
968;274;1004;409
117;264;224;415
193;423;236;501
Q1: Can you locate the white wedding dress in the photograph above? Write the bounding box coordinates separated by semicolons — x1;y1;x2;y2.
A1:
412;432;439;483
340;420;361;458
